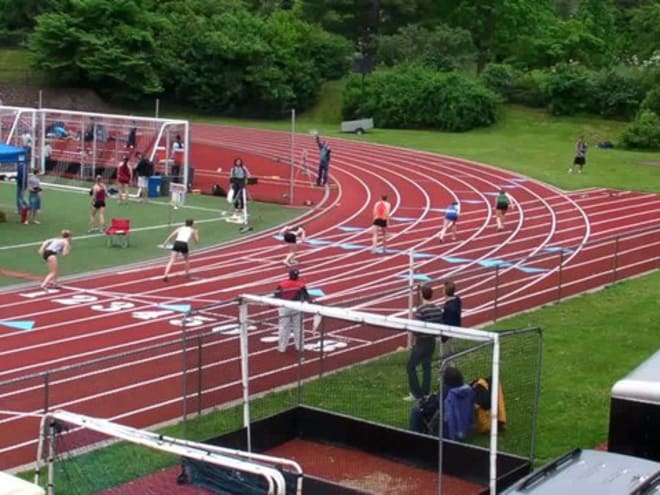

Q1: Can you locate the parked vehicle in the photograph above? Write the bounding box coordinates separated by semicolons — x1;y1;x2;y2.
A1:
340;118;374;135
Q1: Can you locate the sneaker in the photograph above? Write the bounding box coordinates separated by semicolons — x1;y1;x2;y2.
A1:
32;220;40;224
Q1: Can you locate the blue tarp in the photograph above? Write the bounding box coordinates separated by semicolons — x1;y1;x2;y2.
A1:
0;143;27;164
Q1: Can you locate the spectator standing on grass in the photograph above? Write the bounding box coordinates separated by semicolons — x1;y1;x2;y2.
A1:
162;219;199;282
89;175;107;233
117;155;133;204
134;152;154;202
405;285;444;401
26;169;42;225
229;158;250;211
441;280;462;356
569;136;588;174
274;268;311;353
38;229;72;289
315;134;331;186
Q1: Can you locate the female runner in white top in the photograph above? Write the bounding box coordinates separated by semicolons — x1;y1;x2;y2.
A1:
38;229;73;289
162;219;199;282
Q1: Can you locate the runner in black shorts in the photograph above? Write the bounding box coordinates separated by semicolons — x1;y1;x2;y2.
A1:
495;190;514;231
280;225;306;266
38;229;73;289
162;219;199;281
372;195;391;253
89;175;107;232
569;135;588;174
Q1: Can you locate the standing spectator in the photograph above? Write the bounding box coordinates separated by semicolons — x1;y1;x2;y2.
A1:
494;190;514;231
26;169;42;225
315;134;331;186
126;121;137;149
38;229;72;289
134;152;154;202
372;194;391;253
89;175;107;233
405;285;444;401
117;155;133;204
274;268;311;353
280;225;306;266
21;131;33;163
441;280;462;356
229;158;250;211
161;219;199;282
43;140;54;171
569;136;588;174
439;201;460;243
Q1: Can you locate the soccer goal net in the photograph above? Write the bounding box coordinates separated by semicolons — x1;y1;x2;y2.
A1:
227;294;542;495
33;410;302;495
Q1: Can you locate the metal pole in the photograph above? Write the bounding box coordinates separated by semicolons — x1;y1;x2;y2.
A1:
239;301;252;452
557;250;564;302
613;236;620;283
493;265;500;322
197;336;203;416
38;90;43;109
289;108;295;205
407;250;415;349
529;328;544;463
155;98;160;119
43;372;50;413
181;311;189;441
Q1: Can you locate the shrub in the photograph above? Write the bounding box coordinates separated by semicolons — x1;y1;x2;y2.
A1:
641;87;660;115
342;65;499;132
590;67;645;120
480;63;521;100
620;110;660;150
509;70;549;108
544;63;594;115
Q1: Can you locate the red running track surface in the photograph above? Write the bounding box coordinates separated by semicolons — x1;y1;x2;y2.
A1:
0;125;658;469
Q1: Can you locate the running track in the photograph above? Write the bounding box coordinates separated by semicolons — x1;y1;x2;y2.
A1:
0;126;658;470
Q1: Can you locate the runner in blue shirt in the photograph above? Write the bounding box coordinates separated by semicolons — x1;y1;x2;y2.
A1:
439;201;460;243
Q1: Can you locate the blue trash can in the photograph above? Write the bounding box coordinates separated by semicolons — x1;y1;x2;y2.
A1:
148;176;161;198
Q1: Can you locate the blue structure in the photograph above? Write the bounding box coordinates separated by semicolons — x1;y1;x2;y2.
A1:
0;143;28;212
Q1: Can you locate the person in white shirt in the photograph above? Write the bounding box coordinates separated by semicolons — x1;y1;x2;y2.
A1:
38;230;73;289
161;219;199;282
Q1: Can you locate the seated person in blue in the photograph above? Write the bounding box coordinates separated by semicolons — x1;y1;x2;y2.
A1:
409;366;475;441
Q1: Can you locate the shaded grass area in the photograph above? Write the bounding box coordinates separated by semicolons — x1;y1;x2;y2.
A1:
0;182;302;286
0;48;48;86
28;272;660;492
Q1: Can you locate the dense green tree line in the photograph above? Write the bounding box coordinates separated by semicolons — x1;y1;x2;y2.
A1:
0;0;658;143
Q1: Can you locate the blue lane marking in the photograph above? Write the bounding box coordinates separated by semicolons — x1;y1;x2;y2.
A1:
158;304;192;313
442;256;471;264
411;252;435;259
479;259;513;269
308;288;325;297
391;216;416;222
511;178;528;183
339;243;366;250
338;226;365;232
397;274;431;282
305;239;332;246
0;320;34;331
516;266;550;274
543;246;575;254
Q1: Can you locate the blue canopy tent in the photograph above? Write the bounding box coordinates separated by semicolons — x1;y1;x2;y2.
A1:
0;143;28;213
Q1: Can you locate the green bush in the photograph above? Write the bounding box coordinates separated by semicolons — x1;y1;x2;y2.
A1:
480;63;521;100
641;87;660;115
590;67;645;120
509;70;549;108
342;65;499;132
620;110;660;149
544;63;594;115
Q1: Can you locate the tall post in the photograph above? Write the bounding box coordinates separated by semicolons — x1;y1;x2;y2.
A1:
289;108;295;205
155;98;160;119
239;301;252;451
493;265;500;322
612;236;620;283
557;249;564;302
181;312;189;441
407;250;415;349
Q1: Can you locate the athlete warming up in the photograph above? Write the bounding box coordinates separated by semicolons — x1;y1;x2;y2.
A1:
494;190;514;231
38;230;72;289
162;219;199;282
89;175;107;233
281;225;306;266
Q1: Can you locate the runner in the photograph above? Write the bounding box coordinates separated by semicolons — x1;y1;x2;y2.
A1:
439;201;460;242
89;175;107;233
372;194;391;253
569;136;588;174
37;230;72;289
280;225;306;266
494;190;514;231
161;219;199;282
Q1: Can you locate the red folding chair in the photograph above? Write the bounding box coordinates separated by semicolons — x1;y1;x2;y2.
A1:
105;218;131;248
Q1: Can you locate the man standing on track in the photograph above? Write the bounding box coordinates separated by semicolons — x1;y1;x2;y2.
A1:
315;134;331;187
372;194;391;253
274;268;311;353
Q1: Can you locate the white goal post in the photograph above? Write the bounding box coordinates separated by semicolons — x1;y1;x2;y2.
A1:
237;294;503;495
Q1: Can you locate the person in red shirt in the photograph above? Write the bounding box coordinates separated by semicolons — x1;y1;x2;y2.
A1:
89;175;107;233
372;194;391;253
117;155;133;204
274;268;310;353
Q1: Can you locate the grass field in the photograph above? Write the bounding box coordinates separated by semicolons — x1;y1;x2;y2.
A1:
0;182;301;286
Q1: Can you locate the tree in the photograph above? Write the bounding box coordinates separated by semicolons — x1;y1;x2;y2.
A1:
28;0;163;98
0;0;56;32
627;3;660;61
576;0;617;64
